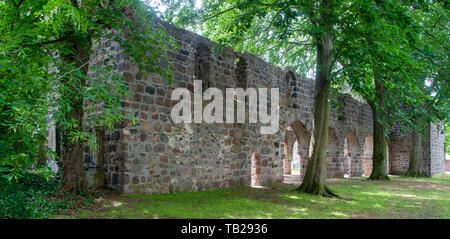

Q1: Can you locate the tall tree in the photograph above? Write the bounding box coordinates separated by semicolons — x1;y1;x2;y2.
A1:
190;0;343;196
407;1;449;177
160;0;443;195
335;0;449;180
0;0;171;192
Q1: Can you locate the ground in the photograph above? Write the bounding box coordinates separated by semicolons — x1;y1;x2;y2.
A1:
57;174;450;219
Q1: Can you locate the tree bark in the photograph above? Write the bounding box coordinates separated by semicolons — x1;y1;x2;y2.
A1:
404;124;427;177
368;79;390;180
296;34;338;197
60;110;86;193
405;76;428;178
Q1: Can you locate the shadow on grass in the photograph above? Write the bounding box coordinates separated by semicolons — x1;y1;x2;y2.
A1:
64;174;450;219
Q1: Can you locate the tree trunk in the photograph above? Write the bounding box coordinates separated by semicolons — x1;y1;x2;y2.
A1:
404;124;427;177
368;79;390;180
60;108;86;193
405;76;428;178
60;37;91;193
296;34;338;197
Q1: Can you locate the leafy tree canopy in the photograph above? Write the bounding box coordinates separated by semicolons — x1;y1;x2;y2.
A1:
0;0;171;182
159;0;448;129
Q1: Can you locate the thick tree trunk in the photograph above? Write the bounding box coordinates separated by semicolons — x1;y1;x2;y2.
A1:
296;34;338;197
368;79;390;180
60;37;91;193
405;76;428;178
405;125;427;177
61;108;86;193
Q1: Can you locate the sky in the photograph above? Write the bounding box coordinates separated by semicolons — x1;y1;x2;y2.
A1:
146;0;202;15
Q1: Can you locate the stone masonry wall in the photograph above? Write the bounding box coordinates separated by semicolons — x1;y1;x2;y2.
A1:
79;19;445;194
82;34;128;191
430;123;445;176
389;123;445;176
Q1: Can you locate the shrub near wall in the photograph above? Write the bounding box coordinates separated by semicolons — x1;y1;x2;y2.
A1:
0;174;71;218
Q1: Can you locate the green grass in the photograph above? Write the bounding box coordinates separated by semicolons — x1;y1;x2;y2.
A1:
0;173;89;219
61;174;450;219
291;168;300;175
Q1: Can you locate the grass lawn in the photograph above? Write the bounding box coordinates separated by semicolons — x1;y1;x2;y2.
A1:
58;174;450;219
291;168;300;175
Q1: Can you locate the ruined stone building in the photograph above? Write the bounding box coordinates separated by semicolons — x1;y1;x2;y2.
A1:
48;19;445;194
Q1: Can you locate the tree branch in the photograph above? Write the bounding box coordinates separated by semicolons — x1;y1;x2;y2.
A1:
200;6;238;23
22;36;70;48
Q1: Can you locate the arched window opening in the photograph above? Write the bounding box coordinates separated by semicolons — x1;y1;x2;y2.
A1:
195;43;212;90
283;129;295;175
286;71;297;94
285;71;298;107
235;57;248;88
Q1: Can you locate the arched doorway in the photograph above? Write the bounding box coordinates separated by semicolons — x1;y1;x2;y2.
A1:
363;134;373;176
283;128;296;175
344;132;358;178
292;140;300;175
195;43;212;89
361;135;389;176
283;121;310;184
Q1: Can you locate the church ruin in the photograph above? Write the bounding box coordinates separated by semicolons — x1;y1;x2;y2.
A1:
48;19;445;194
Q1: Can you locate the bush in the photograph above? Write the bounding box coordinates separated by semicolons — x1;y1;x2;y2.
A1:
0;173;73;218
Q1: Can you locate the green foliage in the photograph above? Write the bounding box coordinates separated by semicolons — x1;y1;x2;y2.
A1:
0;173;69;218
160;0;448;135
65;175;450;219
339;0;449;134
0;0;172;181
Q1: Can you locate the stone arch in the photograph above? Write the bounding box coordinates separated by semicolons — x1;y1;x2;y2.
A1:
344;131;359;177
292;140;300;174
362;134;373;176
251;152;261;187
283;121;310;181
283;129;296;175
195;43;212;89
290;121;310;160
291;121;311;178
327;127;340;178
234;57;248;88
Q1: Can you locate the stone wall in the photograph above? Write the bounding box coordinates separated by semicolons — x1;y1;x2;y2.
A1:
389;122;445;176
82;36;126;190
389;127;411;175
429;123;445;176
74;19;445;194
